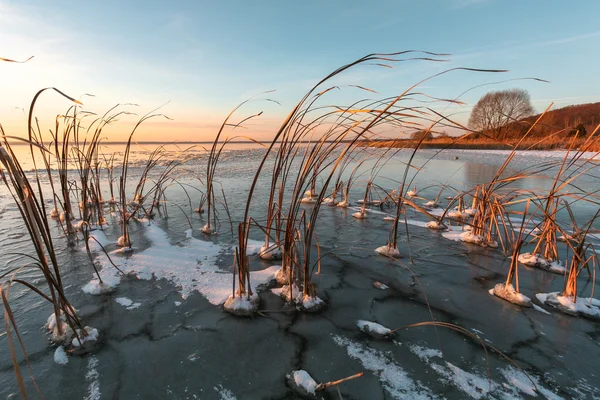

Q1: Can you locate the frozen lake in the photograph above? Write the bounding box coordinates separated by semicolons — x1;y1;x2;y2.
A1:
1;143;599;399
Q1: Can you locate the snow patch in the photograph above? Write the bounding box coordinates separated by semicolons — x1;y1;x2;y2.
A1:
538;292;600;320
408;344;442;361
500;366;564;400
46;308;75;343
300;294;325;312
518;253;566;274
82;278;119;295
352;211;367;219
201;223;216;234
430;361;494;399
87;230;110;252
214;385;237;400
423;201;438;209
337;200;350;208
288;370;318;396
224;293;259;316
272;284;303;303
116;235;130;247
375;244;401;258
426;220;446;230
490;283;532;307
300;196;316;204
49;207;59;218
259;244;282;260
54;346;68;365
357;320;392;338
88;221;278;303
460;231;484;246
115;297;141;310
373;281;389;290
272;284;324;311
84;356;101;400
72;327;99;347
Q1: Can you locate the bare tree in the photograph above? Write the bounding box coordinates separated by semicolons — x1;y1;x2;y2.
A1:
410;129;433;141
468;89;534;140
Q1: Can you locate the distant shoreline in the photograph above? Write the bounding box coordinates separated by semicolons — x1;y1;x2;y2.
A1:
4;140;353;146
359;138;600;152
5;138;598;153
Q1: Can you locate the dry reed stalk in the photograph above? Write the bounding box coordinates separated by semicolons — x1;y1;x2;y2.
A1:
0;135;88;398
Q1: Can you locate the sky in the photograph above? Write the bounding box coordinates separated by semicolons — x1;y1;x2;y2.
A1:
1;0;600;142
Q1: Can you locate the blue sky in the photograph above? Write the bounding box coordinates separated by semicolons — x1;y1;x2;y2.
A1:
1;0;599;141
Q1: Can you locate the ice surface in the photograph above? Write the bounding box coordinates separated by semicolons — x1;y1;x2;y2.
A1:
244;239;264;255
532;303;551;315
442;230;464;241
332;335;437;399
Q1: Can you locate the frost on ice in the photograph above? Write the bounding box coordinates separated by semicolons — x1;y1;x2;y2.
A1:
332;335;437;399
115;297;141;310
84;221;278;305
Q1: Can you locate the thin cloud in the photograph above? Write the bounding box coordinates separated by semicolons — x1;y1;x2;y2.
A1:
450;0;491;9
539;30;600;46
